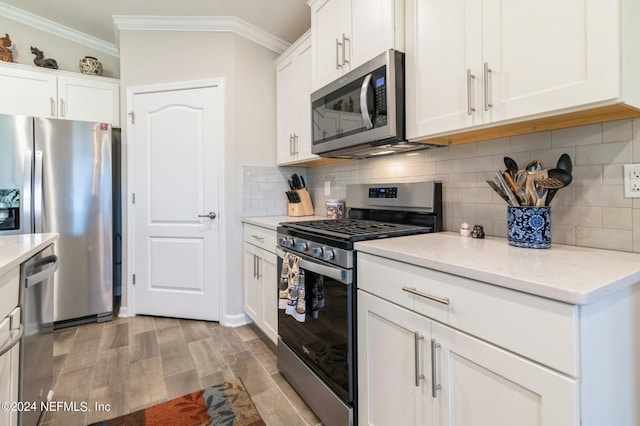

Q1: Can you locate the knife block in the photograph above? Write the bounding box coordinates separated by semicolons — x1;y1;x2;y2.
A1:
288;188;315;217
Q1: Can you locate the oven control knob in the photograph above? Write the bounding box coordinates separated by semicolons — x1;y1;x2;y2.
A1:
296;242;308;252
279;237;294;248
311;247;323;258
323;249;335;261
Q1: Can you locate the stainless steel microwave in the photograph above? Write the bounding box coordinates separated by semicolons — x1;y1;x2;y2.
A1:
311;49;425;159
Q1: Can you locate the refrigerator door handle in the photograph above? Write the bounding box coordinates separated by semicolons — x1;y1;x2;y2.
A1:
34;151;43;233
23;149;33;232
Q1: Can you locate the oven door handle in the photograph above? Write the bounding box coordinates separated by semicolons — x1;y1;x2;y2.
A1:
276;247;351;284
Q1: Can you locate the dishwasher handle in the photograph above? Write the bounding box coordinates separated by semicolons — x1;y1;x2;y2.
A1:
26;255;58;288
0;324;24;357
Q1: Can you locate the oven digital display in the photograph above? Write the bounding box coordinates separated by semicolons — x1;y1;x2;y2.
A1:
368;187;397;198
376;76;385;88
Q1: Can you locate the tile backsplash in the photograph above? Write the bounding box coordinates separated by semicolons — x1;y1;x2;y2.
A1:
306;118;640;253
242;165;307;217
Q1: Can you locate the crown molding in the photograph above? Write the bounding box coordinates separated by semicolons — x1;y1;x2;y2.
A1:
0;2;119;56
112;15;290;54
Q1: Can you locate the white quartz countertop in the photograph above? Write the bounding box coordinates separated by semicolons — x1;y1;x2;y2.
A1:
242;215;329;231
0;233;60;277
355;232;640;305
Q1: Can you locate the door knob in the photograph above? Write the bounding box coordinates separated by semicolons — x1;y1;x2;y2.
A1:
198;211;217;220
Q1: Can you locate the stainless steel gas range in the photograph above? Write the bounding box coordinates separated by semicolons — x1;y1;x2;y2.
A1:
276;181;443;426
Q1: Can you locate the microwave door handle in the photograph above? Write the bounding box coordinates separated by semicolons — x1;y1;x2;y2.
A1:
360;73;374;130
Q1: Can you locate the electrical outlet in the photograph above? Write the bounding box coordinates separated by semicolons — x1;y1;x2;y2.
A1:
623;164;640;198
324;181;331;196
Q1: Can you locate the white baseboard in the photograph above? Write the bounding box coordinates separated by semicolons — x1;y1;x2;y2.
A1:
221;313;252;327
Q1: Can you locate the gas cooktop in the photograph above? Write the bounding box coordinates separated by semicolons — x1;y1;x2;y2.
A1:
281;218;433;242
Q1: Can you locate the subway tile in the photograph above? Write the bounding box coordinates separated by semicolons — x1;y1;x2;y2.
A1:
462;187;494;204
576;227;633;251
572;165;603;186
552;205;602;227
633;209;640;253
449;142;479;159
633;118;640;163
602;119;632;143
552;123;601;148
436;159;463;174
602;207;633;230
575;140;632;165
511;131;551;152
462;156;493;173
603;164;624;185
575;185;631;208
477;137;510;156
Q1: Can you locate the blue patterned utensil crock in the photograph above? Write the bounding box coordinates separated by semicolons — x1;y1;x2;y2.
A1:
507;206;551;249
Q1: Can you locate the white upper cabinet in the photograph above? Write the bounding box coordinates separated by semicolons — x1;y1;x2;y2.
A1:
276;31;318;165
309;0;404;91
406;0;639;141
0;62;120;126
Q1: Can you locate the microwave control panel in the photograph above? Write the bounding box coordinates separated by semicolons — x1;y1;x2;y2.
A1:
373;69;387;126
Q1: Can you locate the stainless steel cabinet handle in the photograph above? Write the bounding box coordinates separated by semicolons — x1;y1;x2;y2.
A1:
336;38;342;69
484;62;493;111
294;134;299;154
60;98;65;118
0;324;24;357
256;256;262;279
467;69;476;115
50;97;56;116
198;211;217;220
289;134;293;155
342;33;349;65
402;286;450;305
253;254;257;278
431;339;442;397
414;331;425;387
251;235;264;242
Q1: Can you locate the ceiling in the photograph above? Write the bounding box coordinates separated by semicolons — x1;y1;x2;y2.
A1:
0;0;311;47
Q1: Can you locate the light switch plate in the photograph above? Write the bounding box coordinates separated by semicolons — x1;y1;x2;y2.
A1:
324;181;331;196
623;164;640;198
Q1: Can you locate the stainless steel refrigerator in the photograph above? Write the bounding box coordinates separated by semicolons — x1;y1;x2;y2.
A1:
0;113;113;326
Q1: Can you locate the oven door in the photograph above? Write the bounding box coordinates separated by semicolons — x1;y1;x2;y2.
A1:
275;246;354;404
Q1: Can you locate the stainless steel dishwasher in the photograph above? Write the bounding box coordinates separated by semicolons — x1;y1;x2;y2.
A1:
19;246;58;426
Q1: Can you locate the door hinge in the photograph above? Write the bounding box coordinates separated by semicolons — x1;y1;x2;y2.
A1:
132;193;135;204
128;111;135;124
132;273;136;285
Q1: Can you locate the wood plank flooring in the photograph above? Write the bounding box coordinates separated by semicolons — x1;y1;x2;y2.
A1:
42;316;321;426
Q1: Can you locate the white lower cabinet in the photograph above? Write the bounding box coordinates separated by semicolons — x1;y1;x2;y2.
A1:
243;224;278;343
358;291;577;426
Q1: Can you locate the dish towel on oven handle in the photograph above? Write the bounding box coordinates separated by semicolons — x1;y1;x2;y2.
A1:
278;252;306;322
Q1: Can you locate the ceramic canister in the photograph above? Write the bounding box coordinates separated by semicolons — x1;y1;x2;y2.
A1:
507;206;551;249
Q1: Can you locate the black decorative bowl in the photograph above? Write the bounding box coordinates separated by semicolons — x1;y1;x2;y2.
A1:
507;206;551;249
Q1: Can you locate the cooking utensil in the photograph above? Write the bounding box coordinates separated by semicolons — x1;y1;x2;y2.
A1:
503;157;519;179
300;175;306;188
545;167;573;205
486;180;511;204
556;153;573;174
495;172;519;206
535;177;564;189
526;170;549;206
288;179;295;190
503;171;527;205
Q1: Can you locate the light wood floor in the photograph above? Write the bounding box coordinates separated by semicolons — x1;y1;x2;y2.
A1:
42;316;321;426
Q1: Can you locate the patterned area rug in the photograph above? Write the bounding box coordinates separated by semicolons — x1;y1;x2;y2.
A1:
89;377;266;426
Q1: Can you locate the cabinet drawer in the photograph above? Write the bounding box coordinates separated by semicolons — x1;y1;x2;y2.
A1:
243;224;276;253
0;268;19;320
357;253;578;376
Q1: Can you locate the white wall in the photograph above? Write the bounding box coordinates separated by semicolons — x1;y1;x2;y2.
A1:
0;16;119;77
307;118;640;253
118;30;279;324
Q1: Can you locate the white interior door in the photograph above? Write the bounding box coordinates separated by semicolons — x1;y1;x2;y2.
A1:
132;83;222;321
